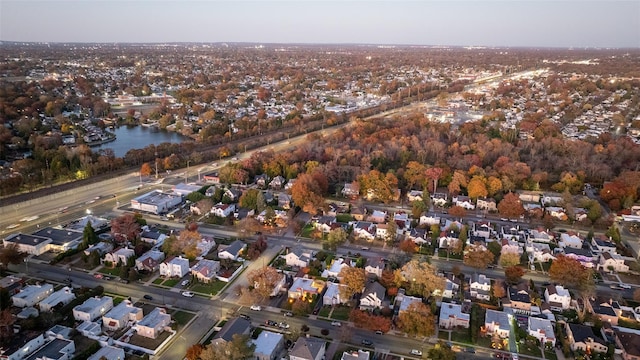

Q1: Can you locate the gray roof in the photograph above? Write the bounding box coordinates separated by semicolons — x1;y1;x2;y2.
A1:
220;240;246;256
485;309;511;331
33;227;82;246
4;233;51;246
568;323;605;344
363;281;385;300
214;317;251;343
290;337;326;360
25;338;73;360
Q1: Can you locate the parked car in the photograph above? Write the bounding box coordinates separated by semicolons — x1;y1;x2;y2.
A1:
278;322;290;329
143;295;153;300
375;330;384;335
181;279;189;286
410;349;423;356
250;305;262;311
119;279;129;284
331;321;342;327
283;311;293;317
265;320;278;326
181;291;194;297
239;314;251;320
361;339;373;346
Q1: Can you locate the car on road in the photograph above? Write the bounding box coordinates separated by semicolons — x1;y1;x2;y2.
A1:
620;283;632;289
250;305;262;311
143;295;153;300
278;322;290;329
103;276;112;281
361;339;373;346
239;314;251;320
283;311;293;317
410;349;423;356
181;291;194;297
119;279;129;284
265;320;278;326
181;279;189;286
375;330;384;335
331;321;342;327
6;224;20;230
93;274;103;279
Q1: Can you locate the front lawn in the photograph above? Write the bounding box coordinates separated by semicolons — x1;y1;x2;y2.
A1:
450;329;472;344
153;278;164;285
545;350;558;360
300;224;314;238
163;278;179;287
330;306;352;321
98;267;121;276
171;310;195;326
318;307;331;317
191;280;226;295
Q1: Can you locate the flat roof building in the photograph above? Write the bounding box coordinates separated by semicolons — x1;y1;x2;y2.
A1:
32;228;82;252
3;233;52;255
130;190;182;215
12;284;54;308
39;287;76;312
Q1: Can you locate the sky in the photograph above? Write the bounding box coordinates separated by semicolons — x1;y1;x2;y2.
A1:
1;0;638;48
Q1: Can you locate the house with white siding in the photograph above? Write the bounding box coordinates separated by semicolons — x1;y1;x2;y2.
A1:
159;256;190;278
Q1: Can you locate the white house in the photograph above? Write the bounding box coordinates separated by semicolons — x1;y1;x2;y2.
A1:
1;333;46;360
323;282;349;306
368;210;387;224
87;345;126;360
453;195;475;210
419;215;441;226
253;330;285;360
598;252;630;273
359;281;385;310
484;310;511;338
191;259;220;283
284;248;314;268
470;274;491;301
288;277;325;300
11;283;54;308
431;193;448;207
21;338;75;360
439;302;470;329
135;307;171;339
159;256;190;278
140;228;167;246
322;258;350;279
476;197;497;212
527;242;555;263
559;233;583;249
442;275;460;299
566;323;608;354
352;221;376;241
73;296;114;322
102;299;143;331
102;247;135;266
3;233;52;256
528;317;556;347
544;285;572;311
211;203;236;218
364;257;385;278
591;236;617;254
38;286;76;312
218;240;246;260
528;229;555;243
407;190;424;202
341;350;370;360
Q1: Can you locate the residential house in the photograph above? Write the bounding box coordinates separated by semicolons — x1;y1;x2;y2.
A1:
11;284;54;308
470;274;491;301
368;210;387;224
341;182;360;199
285;179;296;191
472;222;493;240
140;228;167;247
341;350;370;360
419;214;440;226
528;317;556;347
431;193;448;207
212;317;252;345
406;228;430;246
73;296;114;322
288;277;325;300
223;188;242;202
527;242;555;263
191;259;220;283
442;275;460;299
528;229;555;243
32;227;83;252
102;247;135;266
135;249;165;272
559;233;584;249
102;299;143;331
476;197;497;212
614;329;640;360
211;203;236;218
546;207;568;221
284;247;314;268
484;310;511;338
269;175;286;190
574;208;588;222
598;252;630;273
407;190;424;202
398;295;423;314
322;258;349;279
350;207;366;221
453;195;475;210
289;337;326;360
352;221;376;241
0;275;24;296
501;225;522;241
218;240;246;260
87;345;126;360
255;174;269;188
0;333;46;360
134;307;171;339
202;171;220;184
38;286;76;312
544;285;572;311
196;236;216;257
507;285;532;312
565;323;608;353
375;224;389;240
439;302;470;329
277;193;292;209
541;193;563;207
83;242;113;257
563;248;596;268
587;298;619;325
253;331;285;360
591;235;617;254
314;216;337;233
159;256;190;278
359;281;386;310
22;338;75;360
364;257;385;278
518;191;541;203
501;239;523;256
393;212;410;234
324;282;349;306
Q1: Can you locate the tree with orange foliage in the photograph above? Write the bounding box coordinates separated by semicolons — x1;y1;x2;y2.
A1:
463;243;495;269
425;166;444;193
140;162;152;177
338;267;366;300
110;213;141;244
247;266;283;299
504;265;525;284
399;239;418;254
396;302;436;337
291;172;327;215
497;192;525;219
184;344;204;360
349;309;392;332
467;176;488;200
448;205;467;219
492;280;506;299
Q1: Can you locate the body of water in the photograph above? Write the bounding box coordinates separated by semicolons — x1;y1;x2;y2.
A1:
92;125;191;158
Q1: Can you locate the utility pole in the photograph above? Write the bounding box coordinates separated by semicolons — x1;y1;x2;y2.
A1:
154;151;158;179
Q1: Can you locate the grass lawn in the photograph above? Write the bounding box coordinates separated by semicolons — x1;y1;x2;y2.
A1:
98;267;121;276
545;351;558;360
318;307;331;317
153;278;164;285
330;306;352;321
163;278;179;287
438;331;449;340
171;311;195;326
437;249;462;260
518;344;542;357
336;214;354;223
450;330;472;344
476;336;493;349
191;280;226;295
112;296;126;305
301;224;314;238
